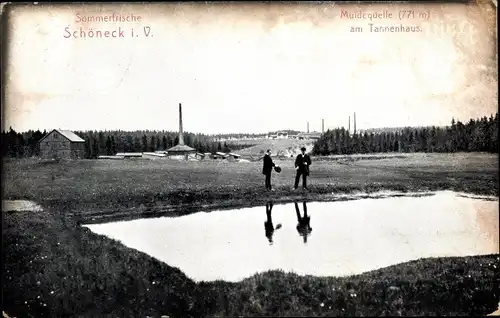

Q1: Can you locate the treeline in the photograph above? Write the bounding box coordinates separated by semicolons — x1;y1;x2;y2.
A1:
213;133;267;139
1;129;46;158
2;113;498;159
0;129;248;159
74;130;244;159
313;114;499;155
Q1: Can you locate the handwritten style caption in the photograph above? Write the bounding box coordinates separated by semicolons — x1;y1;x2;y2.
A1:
64;13;153;39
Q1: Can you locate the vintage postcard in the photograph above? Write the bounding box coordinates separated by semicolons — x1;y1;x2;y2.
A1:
2;1;498;317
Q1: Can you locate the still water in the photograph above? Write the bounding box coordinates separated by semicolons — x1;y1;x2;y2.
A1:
84;191;499;282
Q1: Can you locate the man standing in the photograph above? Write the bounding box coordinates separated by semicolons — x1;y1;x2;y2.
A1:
262;149;276;191
294;146;311;190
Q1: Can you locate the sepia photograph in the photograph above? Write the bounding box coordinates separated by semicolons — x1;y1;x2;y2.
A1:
1;0;499;317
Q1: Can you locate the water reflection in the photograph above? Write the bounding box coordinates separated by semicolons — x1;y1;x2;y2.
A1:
264;202;282;245
84;191;499;282
295;201;312;244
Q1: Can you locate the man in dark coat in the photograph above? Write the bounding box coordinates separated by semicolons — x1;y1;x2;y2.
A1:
294;147;311;190
262;149;276;191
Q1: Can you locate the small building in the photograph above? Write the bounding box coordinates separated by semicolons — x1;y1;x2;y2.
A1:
143;152;167;159
167;144;196;160
98;155;125;160
227;153;241;160
297;132;322;140
276;131;288;139
38;129;85;160
214;152;228;159
115;152;143;158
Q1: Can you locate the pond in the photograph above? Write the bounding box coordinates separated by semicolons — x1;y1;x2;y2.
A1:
84;191;499;282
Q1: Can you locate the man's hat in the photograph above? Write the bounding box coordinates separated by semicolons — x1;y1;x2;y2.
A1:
274;166;282;173
300;147;306;151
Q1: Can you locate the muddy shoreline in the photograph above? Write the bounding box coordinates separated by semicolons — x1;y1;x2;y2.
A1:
36;183;498;225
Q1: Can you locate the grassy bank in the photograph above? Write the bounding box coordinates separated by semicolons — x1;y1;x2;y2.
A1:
3;205;500;317
2;153;498;222
3;152;499;316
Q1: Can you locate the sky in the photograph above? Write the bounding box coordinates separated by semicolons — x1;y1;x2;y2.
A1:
3;2;498;134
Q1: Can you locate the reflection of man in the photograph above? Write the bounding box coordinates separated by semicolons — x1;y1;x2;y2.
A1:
262;149;276;191
295;201;312;244
264;202;279;244
294;147;312;190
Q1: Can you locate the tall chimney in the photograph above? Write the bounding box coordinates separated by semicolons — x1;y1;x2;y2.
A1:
322;119;324;133
348;116;351;133
307;122;310;133
353;112;357;135
178;103;184;145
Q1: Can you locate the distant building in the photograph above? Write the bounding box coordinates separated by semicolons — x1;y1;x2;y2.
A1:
143;152;167;159
276;131;288;139
194;152;206;160
116;152;143;158
268;131;289;139
98;155;125;160
226;153;241;160
297;132;322;140
214;152;228;159
38;129;85;160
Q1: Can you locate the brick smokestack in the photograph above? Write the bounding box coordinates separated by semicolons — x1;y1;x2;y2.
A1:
322;119;324;133
353;112;356;135
348;116;351;133
178;103;184;145
307;122;309;133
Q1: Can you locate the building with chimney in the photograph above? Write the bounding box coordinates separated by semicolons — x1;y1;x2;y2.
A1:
167;103;196;159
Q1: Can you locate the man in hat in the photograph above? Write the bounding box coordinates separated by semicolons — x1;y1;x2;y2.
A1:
294;146;311;190
262;149;276;191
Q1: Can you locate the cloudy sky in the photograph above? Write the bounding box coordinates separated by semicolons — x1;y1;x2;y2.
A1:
3;2;498;134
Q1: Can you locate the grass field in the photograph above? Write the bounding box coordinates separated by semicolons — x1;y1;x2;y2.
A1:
2;152;498;221
3;152;500;317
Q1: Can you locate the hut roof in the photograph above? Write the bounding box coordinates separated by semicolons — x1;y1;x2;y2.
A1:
166;144;196;152
39;129;85;143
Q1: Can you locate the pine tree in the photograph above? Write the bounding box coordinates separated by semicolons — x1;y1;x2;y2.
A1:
106;136;112;155
111;136;117;155
142;135;148;152
150;135;156;152
91;137;99;159
133;136;142;152
98;131;105;156
162;136;167;150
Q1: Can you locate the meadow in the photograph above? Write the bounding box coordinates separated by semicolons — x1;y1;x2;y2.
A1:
2;152;498;220
2;152;499;317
